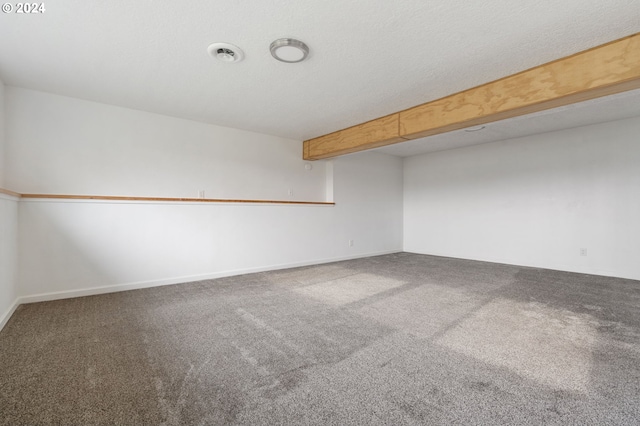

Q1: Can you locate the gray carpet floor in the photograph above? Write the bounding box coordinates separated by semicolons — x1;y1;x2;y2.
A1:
1;252;640;425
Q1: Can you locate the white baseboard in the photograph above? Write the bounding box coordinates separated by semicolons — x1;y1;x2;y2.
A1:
402;249;634;281
0;298;20;333
17;249;402;305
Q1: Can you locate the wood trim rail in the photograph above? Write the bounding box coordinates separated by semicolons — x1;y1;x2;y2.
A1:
0;187;21;197
303;32;640;160
0;188;332;205
20;193;334;205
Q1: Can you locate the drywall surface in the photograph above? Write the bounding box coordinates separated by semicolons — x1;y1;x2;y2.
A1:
404;115;640;280
0;78;5;186
0;194;18;328
5;87;403;300
17;150;402;299
0;78;18;329
5;87;325;201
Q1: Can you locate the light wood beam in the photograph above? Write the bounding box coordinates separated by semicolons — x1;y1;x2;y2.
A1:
303;33;640;160
304;114;407;160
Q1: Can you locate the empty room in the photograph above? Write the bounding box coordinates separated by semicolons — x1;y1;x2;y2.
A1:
1;1;640;424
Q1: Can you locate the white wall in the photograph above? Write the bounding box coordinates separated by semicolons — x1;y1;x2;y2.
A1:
0;77;20;329
0;195;18;327
0;79;5;187
5;87;325;201
17;152;403;300
5;88;403;300
404;115;640;280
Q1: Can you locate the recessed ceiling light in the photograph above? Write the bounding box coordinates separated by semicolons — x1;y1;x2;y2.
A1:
270;38;309;63
207;42;244;63
464;125;486;132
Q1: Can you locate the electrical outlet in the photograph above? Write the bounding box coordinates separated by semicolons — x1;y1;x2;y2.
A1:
198;190;205;199
580;248;587;256
349;240;354;247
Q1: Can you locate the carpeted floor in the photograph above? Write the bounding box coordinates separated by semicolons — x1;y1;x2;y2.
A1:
1;253;640;425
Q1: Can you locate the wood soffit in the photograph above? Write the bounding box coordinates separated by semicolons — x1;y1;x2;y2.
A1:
303;33;640;160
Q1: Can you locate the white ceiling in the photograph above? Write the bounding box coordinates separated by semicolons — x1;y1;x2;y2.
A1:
0;0;639;143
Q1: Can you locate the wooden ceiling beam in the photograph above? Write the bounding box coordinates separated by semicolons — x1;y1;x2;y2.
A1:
303;33;640;160
302;113;407;159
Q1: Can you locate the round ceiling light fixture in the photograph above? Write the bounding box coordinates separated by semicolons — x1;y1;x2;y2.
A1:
270;38;309;63
207;42;244;63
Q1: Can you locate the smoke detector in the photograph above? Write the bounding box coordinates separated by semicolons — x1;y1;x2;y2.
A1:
208;42;244;63
270;38;309;63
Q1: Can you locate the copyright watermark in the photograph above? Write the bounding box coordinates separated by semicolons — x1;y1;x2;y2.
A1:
2;3;46;13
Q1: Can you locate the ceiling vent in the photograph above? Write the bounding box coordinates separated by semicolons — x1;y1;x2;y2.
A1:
207;42;244;63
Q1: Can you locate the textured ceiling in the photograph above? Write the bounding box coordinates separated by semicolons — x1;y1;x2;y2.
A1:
0;0;639;142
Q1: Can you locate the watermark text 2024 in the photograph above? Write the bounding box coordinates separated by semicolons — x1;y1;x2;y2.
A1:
2;3;46;13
